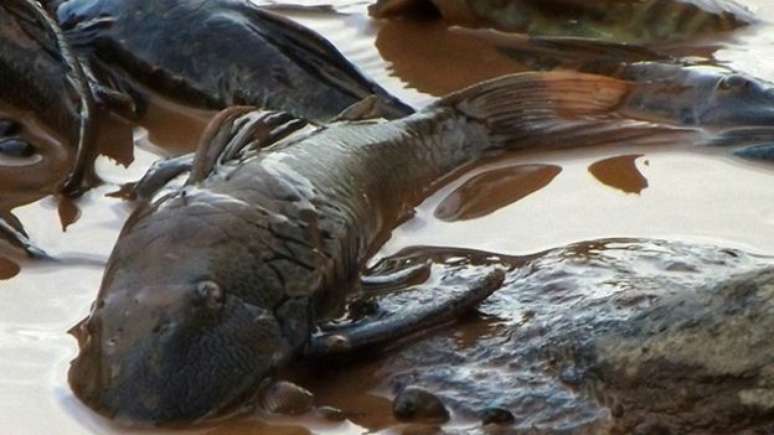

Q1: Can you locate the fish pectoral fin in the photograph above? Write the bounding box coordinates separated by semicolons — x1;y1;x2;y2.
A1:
0;212;49;259
133;153;195;201
187;107;309;184
305;266;505;358
360;258;433;295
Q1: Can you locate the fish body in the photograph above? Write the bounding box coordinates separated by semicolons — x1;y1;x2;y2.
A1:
0;0;95;256
370;0;755;44
68;72;721;424
0;0;89;152
50;0;413;122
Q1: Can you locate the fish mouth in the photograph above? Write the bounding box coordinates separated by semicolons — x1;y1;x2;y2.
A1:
67;294;293;425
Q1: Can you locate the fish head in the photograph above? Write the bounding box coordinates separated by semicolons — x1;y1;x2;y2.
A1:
695;70;774;126
68;189;312;425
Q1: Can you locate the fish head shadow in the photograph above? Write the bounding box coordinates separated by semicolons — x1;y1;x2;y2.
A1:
68;188;312;425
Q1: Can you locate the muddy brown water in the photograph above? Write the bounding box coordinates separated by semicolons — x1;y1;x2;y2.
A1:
2;1;774;433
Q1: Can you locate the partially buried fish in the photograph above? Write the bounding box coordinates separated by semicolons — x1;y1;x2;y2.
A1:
0;0;95;256
47;0;414;122
370;0;756;45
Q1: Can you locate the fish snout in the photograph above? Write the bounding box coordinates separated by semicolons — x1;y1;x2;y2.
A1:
68;289;297;424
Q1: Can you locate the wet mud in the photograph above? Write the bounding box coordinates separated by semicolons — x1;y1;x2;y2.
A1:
2;0;774;434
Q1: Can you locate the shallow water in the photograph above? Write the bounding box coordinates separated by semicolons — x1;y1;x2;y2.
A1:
2;1;774;434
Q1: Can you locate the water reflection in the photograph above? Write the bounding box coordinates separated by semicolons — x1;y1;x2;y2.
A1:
0;256;20;280
375;19;527;95
57;196;81;232
588;154;649;194
435;164;562;221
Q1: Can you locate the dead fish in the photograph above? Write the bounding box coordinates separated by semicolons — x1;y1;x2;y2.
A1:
68;71;728;424
48;0;414;122
0;0;96;257
491;38;774;130
601;63;774;128
370;0;755;45
1;0;95;193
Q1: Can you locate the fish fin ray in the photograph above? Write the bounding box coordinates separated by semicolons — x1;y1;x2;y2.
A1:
242;6;414;119
187;107;309;184
435;71;698;151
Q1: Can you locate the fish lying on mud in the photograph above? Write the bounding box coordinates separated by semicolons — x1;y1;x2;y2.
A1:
0;0;95;256
370;0;756;45
67;70;766;425
47;0;414;123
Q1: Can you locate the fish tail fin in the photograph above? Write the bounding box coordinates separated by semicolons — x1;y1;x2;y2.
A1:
433;71;694;152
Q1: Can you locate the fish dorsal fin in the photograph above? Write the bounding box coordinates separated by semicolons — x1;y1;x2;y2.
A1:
245;6;413;119
187;107;308;184
333;96;385;121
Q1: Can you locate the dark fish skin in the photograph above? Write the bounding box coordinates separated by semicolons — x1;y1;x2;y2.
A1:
68;71;710;425
0;0;88;155
370;0;755;45
492;38;774;129
588;63;774;128
49;0;414;122
0;0;95;257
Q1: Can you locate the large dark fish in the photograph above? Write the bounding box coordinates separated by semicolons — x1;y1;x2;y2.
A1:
47;0;414;122
0;0;95;256
0;0;94;192
68;71;728;425
370;0;755;45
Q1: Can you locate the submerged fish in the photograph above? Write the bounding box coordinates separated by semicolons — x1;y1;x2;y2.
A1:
370;0;755;45
47;0;414;122
68;71;722;425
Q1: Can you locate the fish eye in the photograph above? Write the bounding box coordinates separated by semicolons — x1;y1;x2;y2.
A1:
718;75;749;91
0;137;36;158
193;280;225;310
